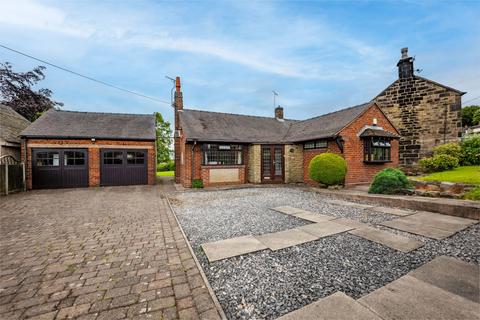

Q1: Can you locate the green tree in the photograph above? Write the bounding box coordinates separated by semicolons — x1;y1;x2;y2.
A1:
0;62;62;121
461;105;480;127
155;112;172;164
472;109;480;126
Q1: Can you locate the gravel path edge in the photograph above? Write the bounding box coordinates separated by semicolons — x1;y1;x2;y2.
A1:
165;194;228;320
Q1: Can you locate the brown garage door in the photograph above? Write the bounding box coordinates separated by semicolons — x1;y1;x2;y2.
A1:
32;149;89;189
100;149;148;186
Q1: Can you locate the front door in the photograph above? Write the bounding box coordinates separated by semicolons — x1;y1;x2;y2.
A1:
261;145;284;183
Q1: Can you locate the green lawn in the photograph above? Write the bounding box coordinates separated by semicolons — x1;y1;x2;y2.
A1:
156;171;174;177
418;166;480;184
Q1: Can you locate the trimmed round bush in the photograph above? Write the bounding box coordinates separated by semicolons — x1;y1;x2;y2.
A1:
308;153;347;186
419;154;459;172
368;168;411;194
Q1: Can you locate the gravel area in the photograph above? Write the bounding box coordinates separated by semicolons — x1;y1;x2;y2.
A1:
170;187;480;320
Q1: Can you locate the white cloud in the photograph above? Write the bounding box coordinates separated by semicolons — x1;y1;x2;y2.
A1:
0;0;390;81
0;0;94;37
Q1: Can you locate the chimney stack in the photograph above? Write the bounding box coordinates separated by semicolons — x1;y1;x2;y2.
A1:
174;76;183;131
397;47;414;79
275;106;284;120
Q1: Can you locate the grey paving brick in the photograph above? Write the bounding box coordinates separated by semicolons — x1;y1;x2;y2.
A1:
0;186;220;320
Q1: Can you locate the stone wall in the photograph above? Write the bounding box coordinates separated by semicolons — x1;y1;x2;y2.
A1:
284;144;303;183
375;76;462;166
247;144;261;183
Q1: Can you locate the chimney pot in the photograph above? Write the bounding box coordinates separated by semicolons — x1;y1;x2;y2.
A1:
401;47;408;59
275;106;284;119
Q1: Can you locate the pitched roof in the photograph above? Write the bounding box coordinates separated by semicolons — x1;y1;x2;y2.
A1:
180;102;376;143
20;109;156;141
180;109;295;143
284;103;372;142
0;104;30;145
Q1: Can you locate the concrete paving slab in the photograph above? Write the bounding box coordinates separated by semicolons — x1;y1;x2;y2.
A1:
278;292;383;320
408;256;480;303
255;228;318;251
292;211;336;223
405;211;478;233
271;206;305;215
334;218;370;230
380;219;452;240
349;226;424;253
297;221;353;238
370;206;415;216
325;199;374;210
358;275;480;320
201;235;267;262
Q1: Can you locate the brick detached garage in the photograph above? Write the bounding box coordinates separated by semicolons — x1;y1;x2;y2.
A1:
20;110;156;189
173;77;400;188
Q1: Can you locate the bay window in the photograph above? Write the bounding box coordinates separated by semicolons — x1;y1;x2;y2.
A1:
364;137;392;163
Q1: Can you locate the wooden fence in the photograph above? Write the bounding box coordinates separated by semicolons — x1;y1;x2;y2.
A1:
0;156;25;195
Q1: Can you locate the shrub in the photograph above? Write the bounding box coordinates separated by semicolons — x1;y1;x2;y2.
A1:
158;160;175;171
464;187;480;201
432;142;462;159
191;179;204;188
460;136;480;166
419;154;459;172
368;168;411;194
308;153;347;186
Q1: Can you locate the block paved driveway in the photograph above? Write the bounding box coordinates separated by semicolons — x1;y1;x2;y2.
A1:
0;185;221;320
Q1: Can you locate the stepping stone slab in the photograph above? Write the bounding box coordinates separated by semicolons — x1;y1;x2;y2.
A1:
405;211;477;233
349;226;423;253
255;228;318;251
380;219;453;240
359;275;480;320
278;292;383;320
370;206;415;216
271;206;305;215
297;221;353;238
293;211;336;223
408;256;480;303
334;218;370;230
325;199;373;210
201;235;267;262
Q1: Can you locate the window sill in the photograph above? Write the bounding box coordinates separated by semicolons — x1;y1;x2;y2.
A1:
364;160;392;164
201;164;245;168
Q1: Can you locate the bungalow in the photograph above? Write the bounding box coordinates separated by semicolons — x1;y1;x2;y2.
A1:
173;77;400;188
20;110;156;189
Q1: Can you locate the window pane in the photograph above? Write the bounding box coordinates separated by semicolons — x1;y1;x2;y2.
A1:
51;153;59;166
315;141;327;148
304;142;315;149
113;152;123;164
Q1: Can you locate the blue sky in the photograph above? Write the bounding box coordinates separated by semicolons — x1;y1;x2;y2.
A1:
1;0;479;124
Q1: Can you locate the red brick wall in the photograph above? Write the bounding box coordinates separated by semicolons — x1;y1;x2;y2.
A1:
339;105;399;185
181;142;249;187
303;141;342;186
22;138;156;189
302;104;399;186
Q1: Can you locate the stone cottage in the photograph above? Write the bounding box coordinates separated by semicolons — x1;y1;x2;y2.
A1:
173;77;400;188
374;48;465;166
